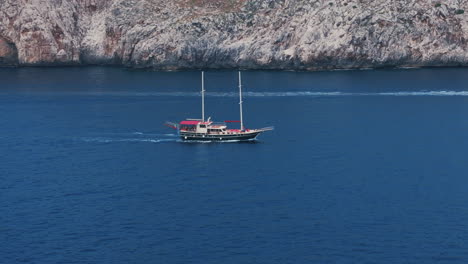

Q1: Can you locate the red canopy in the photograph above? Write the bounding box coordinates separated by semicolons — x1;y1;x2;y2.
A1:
180;120;200;125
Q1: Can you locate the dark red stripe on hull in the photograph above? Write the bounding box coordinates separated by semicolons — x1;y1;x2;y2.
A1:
180;132;261;141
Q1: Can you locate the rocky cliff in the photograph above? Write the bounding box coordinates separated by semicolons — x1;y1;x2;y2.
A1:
1;0;468;70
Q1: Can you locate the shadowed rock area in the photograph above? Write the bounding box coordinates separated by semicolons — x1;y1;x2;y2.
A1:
0;36;18;65
1;0;468;70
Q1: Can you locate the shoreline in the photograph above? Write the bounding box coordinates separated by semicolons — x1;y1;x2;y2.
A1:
1;63;468;73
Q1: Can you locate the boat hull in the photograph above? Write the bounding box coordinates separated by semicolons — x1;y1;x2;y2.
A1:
180;131;261;141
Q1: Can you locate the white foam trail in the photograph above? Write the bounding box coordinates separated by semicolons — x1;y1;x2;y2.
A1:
99;132;178;137
134;133;178;137
375;91;468;96
22;90;468;97
81;137;176;143
242;90;468;97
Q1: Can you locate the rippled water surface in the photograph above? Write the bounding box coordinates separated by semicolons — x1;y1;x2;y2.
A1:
2;67;468;263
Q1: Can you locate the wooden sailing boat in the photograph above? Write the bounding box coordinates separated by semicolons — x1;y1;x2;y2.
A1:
165;71;273;141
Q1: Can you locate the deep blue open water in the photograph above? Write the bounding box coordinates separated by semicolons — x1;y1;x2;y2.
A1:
2;67;468;263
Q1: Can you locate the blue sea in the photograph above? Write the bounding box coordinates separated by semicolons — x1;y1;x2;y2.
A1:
2;67;468;263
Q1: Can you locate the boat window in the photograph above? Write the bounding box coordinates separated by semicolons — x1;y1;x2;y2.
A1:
200;125;206;128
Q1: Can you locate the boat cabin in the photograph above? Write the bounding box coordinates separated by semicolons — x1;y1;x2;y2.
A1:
179;120;228;134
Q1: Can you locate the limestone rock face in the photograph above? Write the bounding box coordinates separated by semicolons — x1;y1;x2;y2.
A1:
1;0;468;70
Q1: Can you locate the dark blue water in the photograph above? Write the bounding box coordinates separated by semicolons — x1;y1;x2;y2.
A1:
2;67;468;263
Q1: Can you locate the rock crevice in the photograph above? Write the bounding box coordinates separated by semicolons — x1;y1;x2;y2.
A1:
0;35;18;65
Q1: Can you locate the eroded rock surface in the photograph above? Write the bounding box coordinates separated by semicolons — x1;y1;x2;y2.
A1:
1;0;468;69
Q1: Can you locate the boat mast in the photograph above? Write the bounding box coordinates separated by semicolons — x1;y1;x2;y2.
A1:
201;71;205;122
239;71;244;131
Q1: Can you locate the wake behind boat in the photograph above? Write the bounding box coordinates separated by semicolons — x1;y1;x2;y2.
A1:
165;71;273;141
